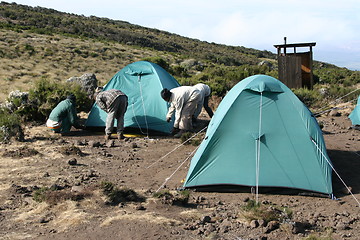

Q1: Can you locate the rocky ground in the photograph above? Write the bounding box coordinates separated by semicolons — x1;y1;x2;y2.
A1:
0;109;359;240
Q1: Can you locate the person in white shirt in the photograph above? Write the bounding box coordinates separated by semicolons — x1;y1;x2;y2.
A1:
192;83;214;122
161;86;201;138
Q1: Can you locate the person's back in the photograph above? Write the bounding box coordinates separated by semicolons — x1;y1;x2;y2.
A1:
170;86;198;105
46;94;81;134
193;83;211;98
96;89;126;112
49;99;74;122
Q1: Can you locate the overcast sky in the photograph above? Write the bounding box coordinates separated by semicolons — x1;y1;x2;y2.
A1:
11;0;360;70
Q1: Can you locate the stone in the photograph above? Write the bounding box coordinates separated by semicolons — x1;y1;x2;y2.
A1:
68;158;77;165
265;220;279;233
250;220;259;228
67;73;98;97
201;215;211;224
88;140;101;148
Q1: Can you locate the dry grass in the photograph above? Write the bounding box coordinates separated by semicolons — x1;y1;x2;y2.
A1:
100;211;182;227
0;29;177;102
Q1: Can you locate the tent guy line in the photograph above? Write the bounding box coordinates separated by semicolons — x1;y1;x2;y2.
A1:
146;126;208;169
311;139;360;207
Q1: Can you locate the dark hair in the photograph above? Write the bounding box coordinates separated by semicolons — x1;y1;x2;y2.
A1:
67;94;76;103
161;88;171;101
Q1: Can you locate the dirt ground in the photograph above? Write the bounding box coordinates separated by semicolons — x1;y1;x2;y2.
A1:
0;108;359;240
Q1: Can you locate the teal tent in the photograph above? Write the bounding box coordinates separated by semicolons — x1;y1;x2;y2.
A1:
184;75;333;195
86;61;180;134
349;95;360;125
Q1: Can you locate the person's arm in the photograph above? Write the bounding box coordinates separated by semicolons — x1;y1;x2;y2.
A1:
203;96;214;118
166;102;175;121
68;105;81;128
96;95;107;112
173;96;185;128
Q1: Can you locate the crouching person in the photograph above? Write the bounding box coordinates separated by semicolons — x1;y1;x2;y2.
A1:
94;88;128;140
46;94;84;135
161;86;201;138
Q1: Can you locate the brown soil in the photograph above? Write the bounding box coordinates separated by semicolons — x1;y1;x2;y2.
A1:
0;109;359;240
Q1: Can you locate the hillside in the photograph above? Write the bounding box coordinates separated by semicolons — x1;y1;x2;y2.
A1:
0;2;358;106
0;3;360;240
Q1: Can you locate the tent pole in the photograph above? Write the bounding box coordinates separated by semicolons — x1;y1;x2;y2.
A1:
256;93;263;204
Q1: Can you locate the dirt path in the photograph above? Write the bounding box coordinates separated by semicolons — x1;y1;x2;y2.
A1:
0;112;359;240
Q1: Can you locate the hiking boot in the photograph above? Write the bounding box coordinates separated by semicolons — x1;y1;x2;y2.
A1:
104;134;111;141
117;132;125;140
174;129;186;138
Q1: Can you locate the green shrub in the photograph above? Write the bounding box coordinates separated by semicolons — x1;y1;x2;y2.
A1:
33;186;92;204
293;88;324;108
241;199;293;224
141;56;170;71
180;132;202;146
33;187;49;202
153;189;190;205
0;108;23;142
13;77;92;121
100;181;145;205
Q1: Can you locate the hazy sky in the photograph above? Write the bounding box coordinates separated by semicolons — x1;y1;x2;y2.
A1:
11;0;360;70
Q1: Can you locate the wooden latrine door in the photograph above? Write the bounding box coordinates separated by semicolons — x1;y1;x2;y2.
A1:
278;52;313;89
278;55;302;88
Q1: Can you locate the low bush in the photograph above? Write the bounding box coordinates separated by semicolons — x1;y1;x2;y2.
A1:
7;77;92;122
0;108;24;142
153;189;190;205
101;181;145;205
241;199;293;224
33;186;92;205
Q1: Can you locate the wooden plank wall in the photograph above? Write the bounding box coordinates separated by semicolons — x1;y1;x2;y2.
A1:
278;55;302;88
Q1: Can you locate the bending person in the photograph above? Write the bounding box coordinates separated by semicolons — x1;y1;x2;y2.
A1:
46;94;84;135
161;86;201;138
193;83;214;122
94;88;128;140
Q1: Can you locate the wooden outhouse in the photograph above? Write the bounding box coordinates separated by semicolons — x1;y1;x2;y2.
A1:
274;39;316;89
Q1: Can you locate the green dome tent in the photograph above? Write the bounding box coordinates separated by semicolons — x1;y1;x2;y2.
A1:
183;75;333;195
85;61;180;134
349;95;360;126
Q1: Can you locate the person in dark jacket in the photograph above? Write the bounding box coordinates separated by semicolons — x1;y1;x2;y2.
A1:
46;94;83;134
94;88;128;140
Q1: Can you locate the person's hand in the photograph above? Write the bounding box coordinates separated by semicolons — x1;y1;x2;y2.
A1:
171;127;180;135
166;117;171;122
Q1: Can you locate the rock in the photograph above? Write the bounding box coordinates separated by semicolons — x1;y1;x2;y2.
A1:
88;140;101;148
67;73;98;97
250;219;259;228
106;140;115;148
132;142;138;148
258;60;273;69
219;219;231;233
336;222;350;230
265;220;279;233
292;221;306;234
201;215;211;224
258;219;266;227
71;186;84;192
68;158;77;165
329;109;341;117
8;90;29;104
135;205;146;211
